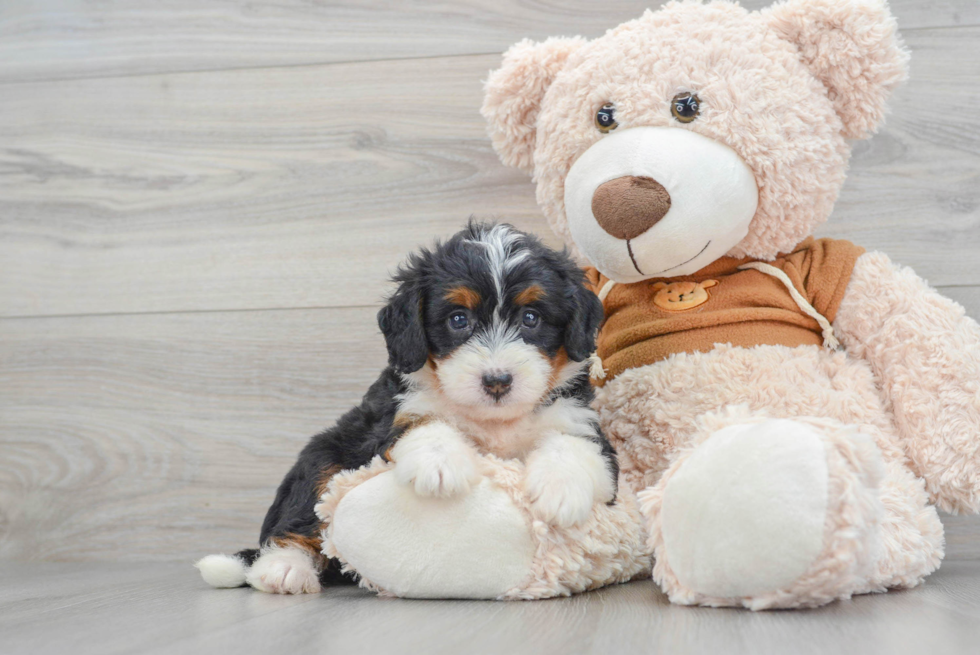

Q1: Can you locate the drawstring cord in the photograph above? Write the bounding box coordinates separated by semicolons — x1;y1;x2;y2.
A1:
589;280;617;380
737;262;840;350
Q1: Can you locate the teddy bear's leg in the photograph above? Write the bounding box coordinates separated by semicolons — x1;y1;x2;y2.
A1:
640;416;901;610
871;447;944;591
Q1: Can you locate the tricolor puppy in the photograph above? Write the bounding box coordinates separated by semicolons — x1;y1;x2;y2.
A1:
197;222;615;594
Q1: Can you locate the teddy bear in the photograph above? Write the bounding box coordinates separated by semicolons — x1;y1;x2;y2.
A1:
481;0;980;609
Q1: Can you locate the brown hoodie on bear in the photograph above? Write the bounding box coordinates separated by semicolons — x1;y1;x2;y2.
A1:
585;238;865;386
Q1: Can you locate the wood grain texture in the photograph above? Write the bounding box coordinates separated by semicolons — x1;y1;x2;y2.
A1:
2;562;980;655
1;301;978;562
0;306;387;561
2;28;980;318
0;53;551;318
0;0;976;84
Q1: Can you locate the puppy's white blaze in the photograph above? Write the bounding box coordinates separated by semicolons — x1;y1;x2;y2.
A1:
472;316;521;352
390;422;482;498
524;433;616;528
195;553;248;588
246;546;321;595
467;223;530;305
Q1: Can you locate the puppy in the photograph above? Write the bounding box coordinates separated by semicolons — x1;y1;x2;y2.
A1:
196;222;615;594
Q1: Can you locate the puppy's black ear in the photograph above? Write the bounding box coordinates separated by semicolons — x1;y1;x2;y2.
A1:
564;275;605;362
377;269;429;375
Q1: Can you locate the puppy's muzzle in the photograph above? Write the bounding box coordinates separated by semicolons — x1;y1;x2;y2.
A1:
481;371;513;401
591;175;672;240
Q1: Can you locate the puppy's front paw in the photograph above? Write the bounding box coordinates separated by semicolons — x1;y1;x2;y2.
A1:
524;464;595;528
398;451;480;498
391;422;481;498
523;434;615;529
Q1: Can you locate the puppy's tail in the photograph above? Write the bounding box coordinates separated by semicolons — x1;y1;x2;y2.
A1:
195;548;260;588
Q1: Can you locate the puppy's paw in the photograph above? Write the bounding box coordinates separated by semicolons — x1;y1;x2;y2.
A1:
391;422;481;498
246;548;321;594
398;451;480;498
525;464;596;528
523;434;615;529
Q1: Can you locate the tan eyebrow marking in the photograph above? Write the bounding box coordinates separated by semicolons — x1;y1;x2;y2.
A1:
515;284;546;306
444;286;481;309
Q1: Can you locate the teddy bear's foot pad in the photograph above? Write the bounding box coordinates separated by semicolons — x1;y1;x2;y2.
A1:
642;417;884;609
661;420;829;598
331;471;535;599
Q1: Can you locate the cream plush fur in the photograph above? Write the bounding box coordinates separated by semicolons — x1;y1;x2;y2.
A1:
483;0;980;609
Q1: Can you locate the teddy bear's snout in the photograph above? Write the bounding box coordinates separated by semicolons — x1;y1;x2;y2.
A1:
591;175;672;240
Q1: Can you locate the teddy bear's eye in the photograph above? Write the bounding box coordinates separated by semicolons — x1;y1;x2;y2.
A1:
595;103;618;133
671;93;701;123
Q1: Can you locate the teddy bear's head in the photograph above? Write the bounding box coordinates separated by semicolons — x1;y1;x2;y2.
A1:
482;0;908;283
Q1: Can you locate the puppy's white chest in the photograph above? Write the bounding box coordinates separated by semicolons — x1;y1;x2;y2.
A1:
466;416;543;461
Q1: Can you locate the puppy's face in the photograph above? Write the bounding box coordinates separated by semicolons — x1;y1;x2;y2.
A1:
378;223;604;422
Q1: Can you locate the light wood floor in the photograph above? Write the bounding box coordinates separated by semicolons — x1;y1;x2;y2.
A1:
1;1;979;652
2;562;980;655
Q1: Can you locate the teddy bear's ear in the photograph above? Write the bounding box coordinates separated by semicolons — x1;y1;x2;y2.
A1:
482;36;586;173
763;0;910;139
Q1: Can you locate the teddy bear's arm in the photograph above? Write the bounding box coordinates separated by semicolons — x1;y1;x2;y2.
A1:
834;251;980;514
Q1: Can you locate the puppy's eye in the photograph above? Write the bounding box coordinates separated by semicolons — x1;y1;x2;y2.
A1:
522;310;540;329
671;93;700;123
595;103;618;133
449;311;469;330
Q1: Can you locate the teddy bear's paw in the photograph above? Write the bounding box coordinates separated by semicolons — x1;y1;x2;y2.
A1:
329;471;537;599
391;423;482;498
245;547;321;595
644;417;886;609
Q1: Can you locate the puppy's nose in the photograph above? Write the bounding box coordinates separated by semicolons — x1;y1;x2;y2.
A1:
591;175;672;240
481;371;513;399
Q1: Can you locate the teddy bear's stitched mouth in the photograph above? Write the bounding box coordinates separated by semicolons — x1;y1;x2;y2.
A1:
632;240;712;277
626;240;644;275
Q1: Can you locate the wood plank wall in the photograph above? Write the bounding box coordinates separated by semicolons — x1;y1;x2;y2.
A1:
1;1;978;562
